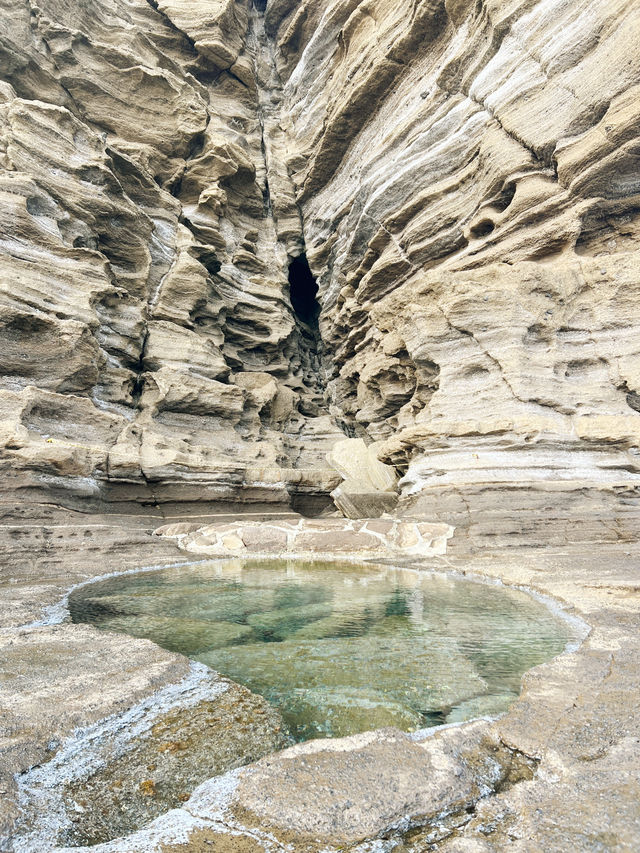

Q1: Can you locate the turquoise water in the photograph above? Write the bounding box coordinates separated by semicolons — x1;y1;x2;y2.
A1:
69;560;575;741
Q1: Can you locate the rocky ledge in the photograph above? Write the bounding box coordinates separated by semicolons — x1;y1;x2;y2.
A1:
1;517;639;852
154;516;454;559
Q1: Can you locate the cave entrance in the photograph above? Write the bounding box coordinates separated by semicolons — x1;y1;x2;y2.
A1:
288;254;320;329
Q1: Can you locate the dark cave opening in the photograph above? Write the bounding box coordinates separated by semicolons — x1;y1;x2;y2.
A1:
288;254;320;328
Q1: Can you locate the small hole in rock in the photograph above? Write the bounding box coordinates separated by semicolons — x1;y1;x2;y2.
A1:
288;254;320;327
470;219;495;239
494;181;517;212
626;391;640;413
26;196;50;217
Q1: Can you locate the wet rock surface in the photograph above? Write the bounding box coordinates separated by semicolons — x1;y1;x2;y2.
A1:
199;632;487;739
55;684;289;848
6;635;288;849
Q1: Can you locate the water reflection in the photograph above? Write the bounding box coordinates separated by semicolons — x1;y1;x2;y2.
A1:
70;560;576;741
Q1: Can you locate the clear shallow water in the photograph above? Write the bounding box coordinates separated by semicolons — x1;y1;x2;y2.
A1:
69;560;577;741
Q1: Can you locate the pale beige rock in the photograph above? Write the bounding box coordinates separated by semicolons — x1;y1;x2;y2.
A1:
327;438;397;492
157;0;249;70
327;438;399;518
1;0;640;848
263;0;640;534
330;482;399;520
221;534;244;551
239;525;288;552
167;518;454;558
0;0;345;510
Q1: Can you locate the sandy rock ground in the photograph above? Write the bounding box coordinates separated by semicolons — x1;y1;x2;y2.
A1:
1;508;638;852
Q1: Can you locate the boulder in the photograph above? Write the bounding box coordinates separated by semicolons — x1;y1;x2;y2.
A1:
327;438;399;518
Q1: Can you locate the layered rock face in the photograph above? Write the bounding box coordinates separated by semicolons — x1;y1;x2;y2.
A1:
0;0;343;511
270;0;640;540
1;0;639;534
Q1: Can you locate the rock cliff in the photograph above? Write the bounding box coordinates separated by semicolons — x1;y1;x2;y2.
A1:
1;0;639;536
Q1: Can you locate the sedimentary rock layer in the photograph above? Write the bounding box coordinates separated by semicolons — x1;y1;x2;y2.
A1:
0;0;344;513
1;0;639;532
267;0;640;534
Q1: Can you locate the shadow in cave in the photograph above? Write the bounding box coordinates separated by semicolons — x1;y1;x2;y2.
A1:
288;254;320;329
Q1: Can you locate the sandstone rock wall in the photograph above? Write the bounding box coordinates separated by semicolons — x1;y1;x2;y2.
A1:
1;0;639;536
268;0;640;540
0;0;343;511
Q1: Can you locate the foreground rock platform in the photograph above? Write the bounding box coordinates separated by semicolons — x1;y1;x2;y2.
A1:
1;508;639;852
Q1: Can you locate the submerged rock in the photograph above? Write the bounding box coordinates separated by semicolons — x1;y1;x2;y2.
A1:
445;691;519;724
198;632;487;739
281;687;424;739
246;601;334;641
71;559;575;746
97;614;255;654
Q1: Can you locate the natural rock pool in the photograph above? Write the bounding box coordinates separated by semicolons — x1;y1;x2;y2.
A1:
70;560;577;741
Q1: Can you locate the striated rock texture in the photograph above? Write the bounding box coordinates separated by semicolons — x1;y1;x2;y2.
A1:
1;0;640;537
270;0;640;540
0;0;343;513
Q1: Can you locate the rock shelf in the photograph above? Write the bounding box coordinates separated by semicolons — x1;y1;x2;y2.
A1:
154;517;454;559
1;513;639;852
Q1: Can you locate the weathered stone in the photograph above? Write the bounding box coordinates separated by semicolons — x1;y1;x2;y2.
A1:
326;438;398;492
364;520;394;535
239;525;288;552
14;673;289;849
295;530;382;552
221;534;245;551
222;724;525;845
330;483;399;520
393;522;421;550
154;522;203;537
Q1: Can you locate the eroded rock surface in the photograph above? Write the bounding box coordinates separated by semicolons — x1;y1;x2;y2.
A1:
1;0;640;850
0;0;345;515
155;516;454;557
1;0;639;533
269;0;640;538
3;629;289;850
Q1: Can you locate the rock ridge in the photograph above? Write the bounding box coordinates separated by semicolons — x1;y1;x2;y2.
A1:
0;0;346;517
